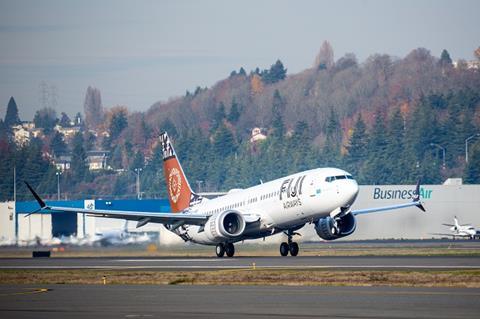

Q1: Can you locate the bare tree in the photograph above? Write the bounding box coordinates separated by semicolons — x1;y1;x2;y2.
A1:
314;40;334;70
83;86;104;131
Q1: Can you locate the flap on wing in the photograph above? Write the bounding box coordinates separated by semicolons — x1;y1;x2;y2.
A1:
48;205;209;226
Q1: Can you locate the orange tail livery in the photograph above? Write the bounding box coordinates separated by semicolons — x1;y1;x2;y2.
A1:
160;132;202;212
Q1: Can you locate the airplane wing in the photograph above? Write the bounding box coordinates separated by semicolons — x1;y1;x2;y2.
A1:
430;233;469;238
352;180;425;216
442;223;455;227
24;182;208;227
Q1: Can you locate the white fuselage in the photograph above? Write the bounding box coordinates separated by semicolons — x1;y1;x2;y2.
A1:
451;225;477;238
173;167;359;245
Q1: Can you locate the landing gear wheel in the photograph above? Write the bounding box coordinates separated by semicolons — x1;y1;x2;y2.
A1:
225;243;235;257
280;242;289;256
216;243;225;257
289;242;299;256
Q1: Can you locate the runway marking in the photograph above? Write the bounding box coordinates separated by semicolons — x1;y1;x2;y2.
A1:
1;265;480;270
0;288;49;296
115;259;232;262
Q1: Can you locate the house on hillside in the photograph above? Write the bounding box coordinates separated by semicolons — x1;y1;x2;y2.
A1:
250;127;267;143
54;125;81;140
453;60;480;69
86;150;109;170
11;124;30;146
54;155;72;171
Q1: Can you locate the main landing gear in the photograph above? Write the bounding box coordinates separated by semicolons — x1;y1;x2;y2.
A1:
216;243;235;257
280;231;299;257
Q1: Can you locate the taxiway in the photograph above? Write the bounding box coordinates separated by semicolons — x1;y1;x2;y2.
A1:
1;284;479;318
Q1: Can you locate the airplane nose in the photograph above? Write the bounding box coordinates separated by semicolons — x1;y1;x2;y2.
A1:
345;180;359;207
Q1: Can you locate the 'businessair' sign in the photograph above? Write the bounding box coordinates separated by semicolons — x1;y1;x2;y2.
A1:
373;187;432;200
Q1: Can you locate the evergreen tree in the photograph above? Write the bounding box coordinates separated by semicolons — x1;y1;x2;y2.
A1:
439;49;452;68
213;123;236;158
50;131;67;156
109;110;128;140
33;107;57;134
323;108;342;165
84;131;96;152
345;114;368;181
4;97;21;127
386;110;408;183
271;90;285;141
227;98;241;123
59;112;72;127
290;121;315;172
364;112;389;184
238;67;246;76
130;152;145;171
212;102;226;132
70;132;88;183
161;118;178;138
262;60;287;84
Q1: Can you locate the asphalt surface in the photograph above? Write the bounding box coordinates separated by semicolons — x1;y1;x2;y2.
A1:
1;284;479;319
1;255;480;271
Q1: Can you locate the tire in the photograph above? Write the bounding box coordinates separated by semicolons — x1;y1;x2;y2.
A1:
225;243;235;257
216;243;225;257
280;242;289;256
289;242;299;256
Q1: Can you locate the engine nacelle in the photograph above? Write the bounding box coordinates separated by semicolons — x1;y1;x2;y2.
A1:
315;212;357;240
204;210;246;242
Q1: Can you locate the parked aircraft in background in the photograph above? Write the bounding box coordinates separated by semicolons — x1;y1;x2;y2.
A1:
25;132;425;257
93;221;153;246
433;216;480;240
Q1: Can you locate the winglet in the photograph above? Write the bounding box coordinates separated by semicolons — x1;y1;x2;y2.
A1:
24;181;46;209
413;180;426;212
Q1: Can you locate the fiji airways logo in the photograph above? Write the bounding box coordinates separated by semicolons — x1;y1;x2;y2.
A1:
168;168;182;203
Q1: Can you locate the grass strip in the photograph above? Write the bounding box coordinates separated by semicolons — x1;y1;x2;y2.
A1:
1;269;479;288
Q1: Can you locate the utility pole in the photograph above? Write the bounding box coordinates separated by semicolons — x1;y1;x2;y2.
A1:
465;133;480;164
56;171;61;200
134;168;142;200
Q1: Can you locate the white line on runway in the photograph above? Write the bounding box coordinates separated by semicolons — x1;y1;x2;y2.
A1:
114;259;232;262
1;265;480;270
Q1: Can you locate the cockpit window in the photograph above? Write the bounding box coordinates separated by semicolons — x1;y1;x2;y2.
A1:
325;176;335;182
326;175;354;182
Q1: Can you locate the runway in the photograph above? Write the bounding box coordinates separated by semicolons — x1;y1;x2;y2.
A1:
1;255;480;271
1;284;479;318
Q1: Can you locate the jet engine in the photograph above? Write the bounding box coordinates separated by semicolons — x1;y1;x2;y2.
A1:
315;212;356;240
204;210;246;241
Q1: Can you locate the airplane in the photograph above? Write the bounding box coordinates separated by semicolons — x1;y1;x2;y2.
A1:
93;221;153;246
25;131;425;257
432;216;480;240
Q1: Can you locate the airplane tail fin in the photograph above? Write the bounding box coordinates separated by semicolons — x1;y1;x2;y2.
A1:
454;216;460;228
159;132;201;213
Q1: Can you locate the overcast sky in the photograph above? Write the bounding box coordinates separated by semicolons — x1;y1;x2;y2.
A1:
1;0;479;120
